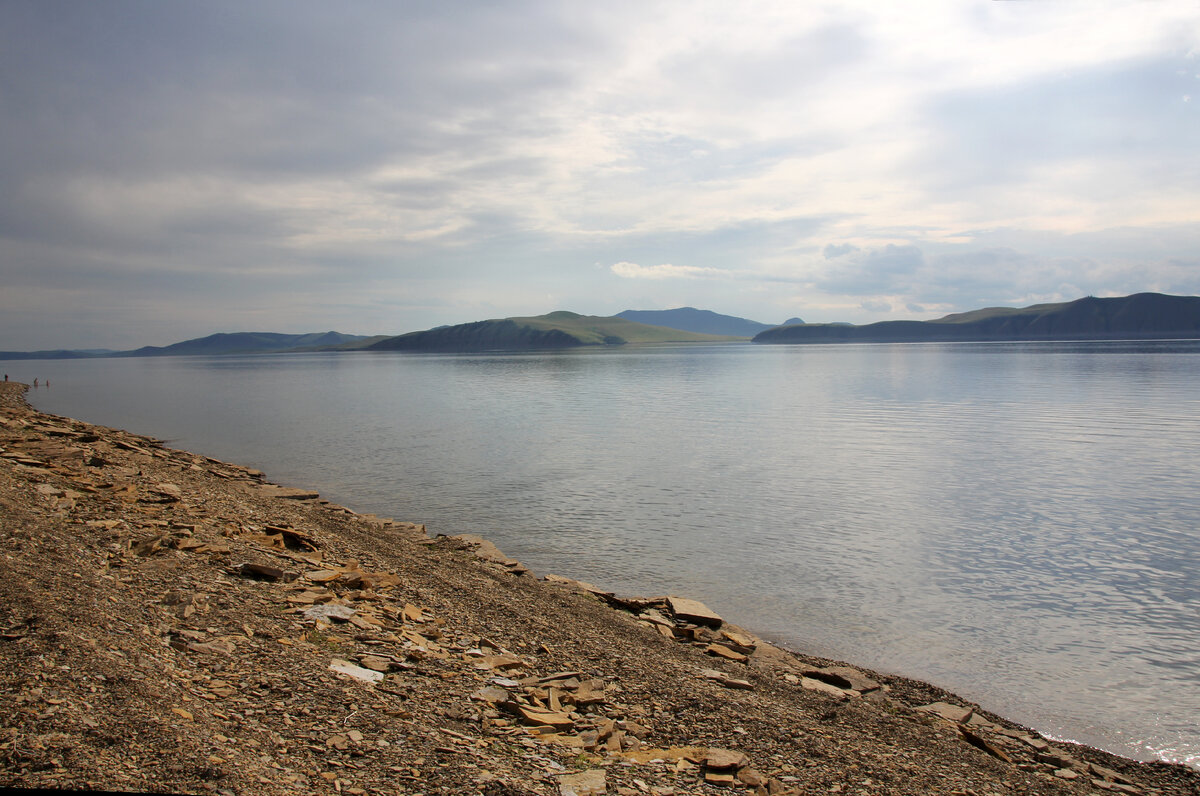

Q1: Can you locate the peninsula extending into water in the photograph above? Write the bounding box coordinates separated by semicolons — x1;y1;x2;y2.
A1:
2;379;1198;795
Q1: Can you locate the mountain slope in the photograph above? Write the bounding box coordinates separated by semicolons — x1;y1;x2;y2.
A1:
615;308;788;337
753;293;1200;344
0;349;118;361
121;331;369;356
0;332;371;360
368;311;738;352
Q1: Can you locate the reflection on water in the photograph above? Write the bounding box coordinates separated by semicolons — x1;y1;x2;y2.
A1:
16;340;1200;768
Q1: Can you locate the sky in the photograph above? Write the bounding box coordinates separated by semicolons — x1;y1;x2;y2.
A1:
2;0;1199;350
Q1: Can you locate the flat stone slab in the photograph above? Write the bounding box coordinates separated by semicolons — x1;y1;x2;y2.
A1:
705;643;748;663
329;658;385;684
801;665;880;693
558;769;605;796
667;596;723;628
304;604;357;623
800;677;851;700
704;747;749;770
260;485;320;500
917;701;974;723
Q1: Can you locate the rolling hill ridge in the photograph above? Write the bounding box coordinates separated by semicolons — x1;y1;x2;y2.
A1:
615;307;798;337
367;311;738;352
753;293;1200;344
0;331;371;360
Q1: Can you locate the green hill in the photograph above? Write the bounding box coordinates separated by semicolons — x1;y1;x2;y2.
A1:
615;307;788;337
0;332;371;360
368;311;739;352
753;293;1200;344
120;331;370;356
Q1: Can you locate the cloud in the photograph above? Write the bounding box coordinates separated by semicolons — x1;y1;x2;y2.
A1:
610;262;728;280
823;243;859;259
814;244;927;295
1;1;1199;347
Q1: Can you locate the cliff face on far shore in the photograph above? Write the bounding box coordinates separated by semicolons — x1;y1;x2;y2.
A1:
1;380;1197;795
754;293;1200;344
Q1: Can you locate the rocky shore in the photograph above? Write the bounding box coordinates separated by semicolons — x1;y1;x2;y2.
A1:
1;380;1196;796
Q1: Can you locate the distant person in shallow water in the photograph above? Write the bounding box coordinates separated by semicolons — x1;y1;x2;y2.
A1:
32;378;37;387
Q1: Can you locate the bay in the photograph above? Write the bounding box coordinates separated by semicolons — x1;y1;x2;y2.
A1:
11;339;1200;768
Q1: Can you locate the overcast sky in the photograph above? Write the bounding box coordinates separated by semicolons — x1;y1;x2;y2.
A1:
2;0;1199;349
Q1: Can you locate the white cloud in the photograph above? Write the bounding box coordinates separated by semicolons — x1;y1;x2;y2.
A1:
610;262;727;280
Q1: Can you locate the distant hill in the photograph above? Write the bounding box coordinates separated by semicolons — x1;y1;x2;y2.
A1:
368;311;739;352
120;331;370;357
615;308;795;337
753;293;1200;344
0;331;370;360
0;348;119;361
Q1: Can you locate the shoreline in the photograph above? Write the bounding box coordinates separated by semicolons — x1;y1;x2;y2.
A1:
1;379;1196;795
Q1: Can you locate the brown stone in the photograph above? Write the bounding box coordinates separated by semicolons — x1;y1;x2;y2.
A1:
543;574;612;597
618;746;705;764
666;596;723;628
538;670;586;683
151;483;182;499
357;655;392;672
698;668;754;690
186;639;236;655
475;654;525;671
508;705;574;731
570;683;606;705
704;747;749;770
704;770;736;786
304;604;356;623
471;686;510;703
916;701;973;723
720;677;753;690
738;767;768;787
329;658;385;684
957;725;1012;762
237;562;287;581
1036;751;1079;769
801;666;879;693
1088;762;1128;783
719;628;757;652
800;677;850;700
705;643;748;663
264;486;320;500
557;769;605;796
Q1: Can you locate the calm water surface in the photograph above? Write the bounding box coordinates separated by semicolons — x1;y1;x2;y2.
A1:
12;341;1200;768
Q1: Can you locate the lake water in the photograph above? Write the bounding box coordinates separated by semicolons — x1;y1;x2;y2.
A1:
9;341;1200;769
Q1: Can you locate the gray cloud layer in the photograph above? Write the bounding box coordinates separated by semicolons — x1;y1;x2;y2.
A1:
1;1;1198;348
